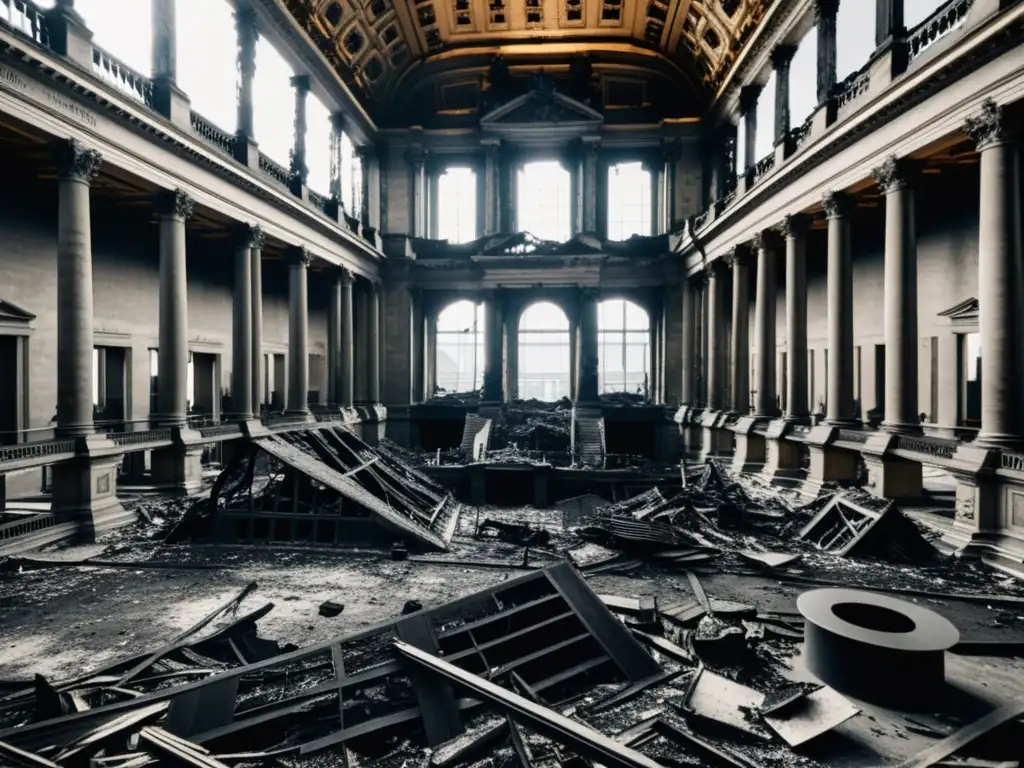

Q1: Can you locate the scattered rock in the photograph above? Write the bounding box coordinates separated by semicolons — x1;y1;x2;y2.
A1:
318;601;345;618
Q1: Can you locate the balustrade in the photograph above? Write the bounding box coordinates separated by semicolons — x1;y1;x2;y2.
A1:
1001;451;1024;473
190;111;236;156
0;0;49;47
908;0;973;64
258;153;291;188
834;67;871;119
0;438;76;465
92;46;154;107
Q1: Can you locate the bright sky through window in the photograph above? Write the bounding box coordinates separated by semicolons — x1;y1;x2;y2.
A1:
606;162;652;241
437;167;477;243
517;161;571;243
789;27;817;129
435;300;484;393
518;302;571;402
754;71;776;162
598;299;650;395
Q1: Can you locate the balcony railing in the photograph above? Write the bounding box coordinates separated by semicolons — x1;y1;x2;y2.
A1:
0;438;76;465
308;188;330;214
258;153;291;188
834;66;871;119
790;114;813;153
190;111;236;156
752;152;775;185
198;423;244;439
908;0;973;65
0;0;49;48
92;45;153;108
107;429;173;447
1001;451;1024;473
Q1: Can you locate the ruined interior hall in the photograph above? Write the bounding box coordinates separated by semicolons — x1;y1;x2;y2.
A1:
1;0;1024;765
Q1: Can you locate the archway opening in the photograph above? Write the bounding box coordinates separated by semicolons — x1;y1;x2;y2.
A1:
518;301;571;402
435;300;485;395
517;161;572;242
598;299;650;397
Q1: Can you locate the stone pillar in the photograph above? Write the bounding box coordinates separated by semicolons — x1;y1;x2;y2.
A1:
578;288;600;403
771;45;796;145
680;278;696;406
482;140;501;235
327;269;342;407
581;137;600;234
498;144;518;233
816;0;839;105
407;146;427;238
54;139;102;437
482;292;504;403
504;315;519;402
232;226;255;420
729;248;751;414
753;230;779;418
151;0;189;125
249;226;265;414
706;263;726;411
783;214;810;421
823;191;857;425
872;156;920;433
156;189;193;427
233;6;259;166
662;141;679;232
339;269;355;408
876;0;905;46
964;101;1024;448
569;317;579;400
425;313;438;399
328;112;346;218
358;145;380;232
368;283;381;403
289;75;310;197
739;85;761;174
286;247;311;416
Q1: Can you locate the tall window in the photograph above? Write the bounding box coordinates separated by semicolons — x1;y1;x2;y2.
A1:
306;94;332;195
437;167;478;243
607;162;652;241
736;117;747;173
253;36;296;166
339;131;363;217
518;302;571;402
148;350;194;414
836;0;876;82
754;72;777;161
598;299;650;395
517;161;572;242
789;27;818;129
435;301;485;393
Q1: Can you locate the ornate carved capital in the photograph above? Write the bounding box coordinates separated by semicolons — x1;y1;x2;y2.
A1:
963;99;1014;152
661;138;681;164
770;44;797;72
871;155;914;194
330;111;346;135
236;223;265;249
371;280;383;295
288;246;312;268
55;138;102;184
290;74;311;94
338;267;355;285
157;188;194;219
724;245;750;269
739;84;762;115
814;0;839;23
821;190;852;220
753;229;781;253
780;213;810;239
405;145;427;169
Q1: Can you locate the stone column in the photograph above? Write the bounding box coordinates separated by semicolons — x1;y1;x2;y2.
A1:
286;247;311;416
339;269;354;408
965;101;1024;448
816;0;839;105
876;0;905;46
498;144;518;233
368;283;381;403
328;112;345;216
289;75;310;196
680;278;696;406
823;191;856;425
771;45;796;145
753;230;779;418
358;145;379;230
581;137;600;234
407;146;427;238
327;268;342;406
233;6;259;166
232;225;255;420
55;139;102;437
729;248;751;414
706;263;727;411
662;141;679;232
425;313;438;399
482;139;501;235
151;0;189;125
739;85;761;174
156;189;193;427
872;156;920;433
482;292;504;403
578;288;600;403
783;214;810;421
569;317;579;400
249;227;264;414
504;315;519;402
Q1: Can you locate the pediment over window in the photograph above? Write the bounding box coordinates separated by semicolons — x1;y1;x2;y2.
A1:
938;297;978;326
480;74;603;140
0;299;35;324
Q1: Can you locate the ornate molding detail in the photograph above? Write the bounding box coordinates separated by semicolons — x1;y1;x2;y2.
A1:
724;245;749;268
871;155;914;194
337;267;354;285
739;84;762;115
770;44;797;71
752;228;781;252
821;190;852;219
237;223;265;249
157;188;194;219
780;213;810;239
963;99;1013;152
54;138;102;184
288;245;312;268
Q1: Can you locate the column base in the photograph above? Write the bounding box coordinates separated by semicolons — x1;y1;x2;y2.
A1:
801;425;859;498
941;473;1001;554
761;419;804;486
355;404;387;445
151;433;205;496
864;454;923;501
730;416;766;474
51;455;133;538
699;410;733;461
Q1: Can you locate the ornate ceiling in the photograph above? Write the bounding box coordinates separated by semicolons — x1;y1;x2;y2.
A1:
281;0;773;121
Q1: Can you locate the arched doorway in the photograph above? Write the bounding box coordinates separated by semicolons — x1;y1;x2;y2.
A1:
435;300;485;394
598;299;650;397
518;301;571;401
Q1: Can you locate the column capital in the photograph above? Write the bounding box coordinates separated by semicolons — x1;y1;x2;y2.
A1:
235;222;265;249
821;190;853;219
356;143;377;161
54;138;102;184
580;286;600;303
337;267;355;285
330;111;346;133
290;73;311;93
780;212;810;238
963;99;1015;152
871;155;915;194
156;188;194;219
287;245;312;268
724;245;751;268
739;84;762;115
752;228;782;253
770;44;797;71
814;0;839;22
661;137;681;163
405;145;427;169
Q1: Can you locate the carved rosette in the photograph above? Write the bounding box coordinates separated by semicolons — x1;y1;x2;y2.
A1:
963;99;1013;152
780;212;809;239
55;139;103;184
289;246;312;268
871;155;913;194
821;190;851;220
157;188;194;220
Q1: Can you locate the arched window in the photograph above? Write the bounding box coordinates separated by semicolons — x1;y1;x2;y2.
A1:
517;161;572;242
436;300;485;394
518;302;571;402
754;71;777;161
253;36;296;165
607;162;652;240
598;299;650;395
836;0;875;82
437;167;478;243
789;27;818;129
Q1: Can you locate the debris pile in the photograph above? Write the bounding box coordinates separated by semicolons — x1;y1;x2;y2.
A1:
490;400;573;456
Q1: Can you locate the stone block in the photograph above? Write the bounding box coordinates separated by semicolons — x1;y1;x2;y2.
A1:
51;455;132;537
863;454;923;500
762;423;804;486
151;444;204;495
730;417;765;474
802;444;859;497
